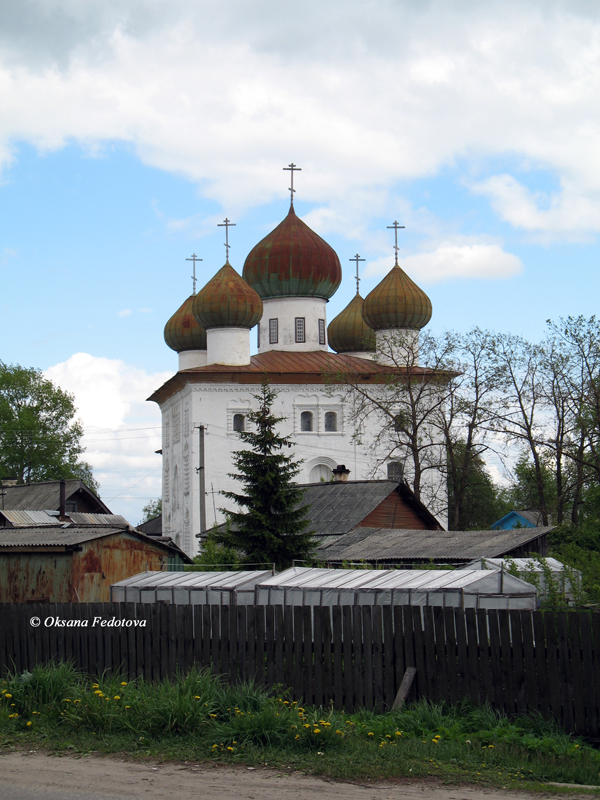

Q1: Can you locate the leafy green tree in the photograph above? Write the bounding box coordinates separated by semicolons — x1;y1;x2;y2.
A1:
215;379;316;570
140;498;162;523
0;362;97;490
447;442;509;529
187;526;242;572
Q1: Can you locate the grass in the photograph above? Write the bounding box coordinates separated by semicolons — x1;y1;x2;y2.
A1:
1;662;599;790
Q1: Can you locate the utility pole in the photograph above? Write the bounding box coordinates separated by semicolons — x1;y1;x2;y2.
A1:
195;425;207;536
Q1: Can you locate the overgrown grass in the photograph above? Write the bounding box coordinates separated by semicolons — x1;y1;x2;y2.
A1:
1;663;599;788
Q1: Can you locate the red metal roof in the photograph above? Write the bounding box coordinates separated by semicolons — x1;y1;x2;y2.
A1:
148;350;443;404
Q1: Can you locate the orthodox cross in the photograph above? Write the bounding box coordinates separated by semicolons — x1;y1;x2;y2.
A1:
186;253;203;295
387;220;405;266
217;218;236;261
349;254;365;295
283;163;302;206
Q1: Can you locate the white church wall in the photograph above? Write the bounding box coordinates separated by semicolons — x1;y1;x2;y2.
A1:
258;297;328;353
206;328;251;366
179;350;207;370
160;379;448;559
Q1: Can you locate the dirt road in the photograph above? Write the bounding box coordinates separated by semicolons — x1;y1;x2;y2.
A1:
0;752;588;800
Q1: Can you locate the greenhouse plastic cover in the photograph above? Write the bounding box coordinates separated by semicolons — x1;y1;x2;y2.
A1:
110;570;272;605
468;557;566;571
255;567;537;610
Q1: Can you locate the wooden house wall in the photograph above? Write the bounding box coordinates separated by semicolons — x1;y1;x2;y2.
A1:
358;491;430;530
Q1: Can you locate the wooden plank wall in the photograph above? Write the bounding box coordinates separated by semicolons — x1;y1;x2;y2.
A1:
0;603;596;736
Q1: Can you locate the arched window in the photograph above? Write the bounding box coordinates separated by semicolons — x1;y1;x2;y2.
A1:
233;413;245;432
324;411;337;432
387;461;404;481
310;464;333;482
300;411;313;431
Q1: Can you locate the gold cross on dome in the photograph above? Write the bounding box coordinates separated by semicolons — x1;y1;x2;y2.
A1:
350;254;365;295
387;220;405;266
217;218;236;261
283;163;302;206
186;253;203;295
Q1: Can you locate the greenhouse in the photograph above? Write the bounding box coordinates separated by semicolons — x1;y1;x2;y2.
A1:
468;557;581;602
256;567;537;609
110;570;272;605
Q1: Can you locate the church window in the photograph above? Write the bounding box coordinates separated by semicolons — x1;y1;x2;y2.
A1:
300;411;313;431
318;319;326;345
310;463;333;482
324;411;337;432
295;317;305;343
257;324;260;348
269;318;278;344
394;413;406;432
233;414;245;432
387;461;404;481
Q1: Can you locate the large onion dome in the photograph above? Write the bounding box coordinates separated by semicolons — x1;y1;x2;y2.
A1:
242;206;342;299
164;295;207;352
362;264;432;331
328;294;376;353
193;262;263;329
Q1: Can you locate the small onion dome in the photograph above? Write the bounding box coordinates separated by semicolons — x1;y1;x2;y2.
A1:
327;294;376;353
193;262;263;329
242;206;342;299
164;295;207;352
362;265;432;331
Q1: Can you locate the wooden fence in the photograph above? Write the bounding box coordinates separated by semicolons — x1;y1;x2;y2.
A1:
0;602;597;736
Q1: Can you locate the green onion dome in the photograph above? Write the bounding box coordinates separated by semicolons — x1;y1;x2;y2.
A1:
327;294;376;353
242;206;342;299
193;262;263;329
164;295;207;352
362;264;432;331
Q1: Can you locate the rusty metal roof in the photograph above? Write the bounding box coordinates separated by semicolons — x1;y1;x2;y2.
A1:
67;513;130;526
0;510;58;527
243;206;342;300
0;480;111;513
148;350;442;404
316;526;554;563
193;262;263;329
328;293;376;354
164;294;207;352
363;264;432;331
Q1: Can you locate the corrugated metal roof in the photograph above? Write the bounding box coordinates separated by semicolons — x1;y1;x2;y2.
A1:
67;513;130;527
298;481;398;536
137;516;163;536
0;480;110;513
0;526;190;559
0;510;58;527
317;527;554;562
0;526;124;547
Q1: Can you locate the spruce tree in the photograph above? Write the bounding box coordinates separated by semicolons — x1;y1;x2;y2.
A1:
216;378;315;570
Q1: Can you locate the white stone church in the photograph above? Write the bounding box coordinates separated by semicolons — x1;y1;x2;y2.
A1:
149;194;445;557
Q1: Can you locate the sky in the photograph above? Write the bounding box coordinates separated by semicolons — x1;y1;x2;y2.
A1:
1;0;600;523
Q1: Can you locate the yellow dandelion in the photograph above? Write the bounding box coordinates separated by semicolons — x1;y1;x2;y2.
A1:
125;705;130;709
227;746;234;752
194;696;201;699
114;696;121;700
26;721;32;727
210;714;217;718
367;732;374;736
313;728;321;734
295;734;300;740
5;694;12;699
121;682;127;686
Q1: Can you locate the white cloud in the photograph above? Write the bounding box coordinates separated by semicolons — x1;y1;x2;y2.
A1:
0;2;600;231
117;308;131;317
364;241;523;283
470;174;600;235
44;353;171;524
